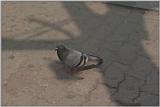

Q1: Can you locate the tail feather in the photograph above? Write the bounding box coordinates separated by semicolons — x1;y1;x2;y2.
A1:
87;54;103;66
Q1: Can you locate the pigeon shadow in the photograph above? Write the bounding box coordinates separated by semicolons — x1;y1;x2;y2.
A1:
49;60;73;80
49;59;101;80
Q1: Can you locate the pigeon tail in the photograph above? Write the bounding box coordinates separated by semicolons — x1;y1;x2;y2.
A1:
86;54;103;67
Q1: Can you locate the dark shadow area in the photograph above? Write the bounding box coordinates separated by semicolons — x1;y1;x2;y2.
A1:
49;60;73;80
28;18;75;39
49;60;89;80
2;2;159;106
62;3;159;105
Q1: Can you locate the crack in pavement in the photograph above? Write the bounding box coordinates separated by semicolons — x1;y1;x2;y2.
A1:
114;72;127;94
103;82;117;89
132;68;152;104
80;80;99;105
139;91;159;96
132;87;141;104
102;55;154;106
103;70;127;98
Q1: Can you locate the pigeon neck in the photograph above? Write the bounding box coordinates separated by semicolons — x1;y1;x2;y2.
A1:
57;48;68;61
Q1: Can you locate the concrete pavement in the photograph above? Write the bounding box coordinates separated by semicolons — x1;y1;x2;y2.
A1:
2;2;159;106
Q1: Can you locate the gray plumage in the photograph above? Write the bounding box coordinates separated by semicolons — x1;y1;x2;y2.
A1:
55;44;103;69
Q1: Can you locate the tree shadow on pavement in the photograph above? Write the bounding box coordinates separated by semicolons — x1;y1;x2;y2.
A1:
62;2;159;105
2;2;159;106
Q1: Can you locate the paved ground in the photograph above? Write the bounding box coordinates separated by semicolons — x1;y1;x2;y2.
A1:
2;2;159;106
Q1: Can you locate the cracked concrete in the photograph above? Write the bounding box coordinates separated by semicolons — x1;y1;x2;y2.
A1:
141;71;159;95
135;92;159;106
2;1;159;106
113;76;145;105
104;62;128;88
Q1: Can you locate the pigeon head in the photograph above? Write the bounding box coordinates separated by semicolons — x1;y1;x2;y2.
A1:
55;44;66;51
55;44;69;61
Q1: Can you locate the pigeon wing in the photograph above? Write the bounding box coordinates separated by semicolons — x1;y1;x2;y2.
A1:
64;49;82;67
